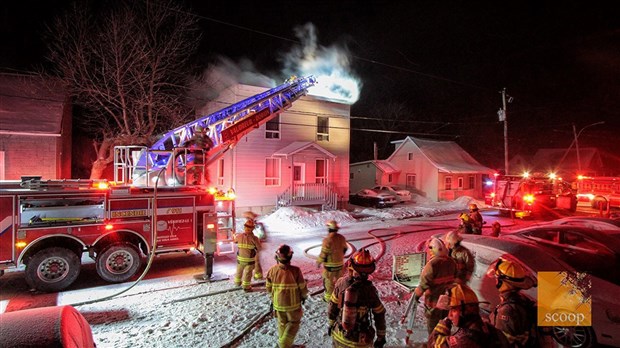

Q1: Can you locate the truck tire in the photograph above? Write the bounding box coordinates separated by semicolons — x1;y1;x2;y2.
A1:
25;247;81;292
96;243;141;283
591;196;608;210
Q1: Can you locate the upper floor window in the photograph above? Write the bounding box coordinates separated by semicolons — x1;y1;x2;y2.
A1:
266;115;280;139
316;159;327;183
265;158;281;186
317;116;329;141
408;153;413;160
217;158;224;186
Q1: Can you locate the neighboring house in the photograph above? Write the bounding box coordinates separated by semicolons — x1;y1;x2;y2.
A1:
528;147;605;178
351;136;493;202
0;73;71;180
349;160;401;194
203;83;350;215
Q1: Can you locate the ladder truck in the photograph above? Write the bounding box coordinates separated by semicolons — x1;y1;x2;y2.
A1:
0;76;316;292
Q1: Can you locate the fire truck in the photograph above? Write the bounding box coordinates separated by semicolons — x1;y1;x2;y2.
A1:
490;172;577;218
0;76;316;292
575;176;620;211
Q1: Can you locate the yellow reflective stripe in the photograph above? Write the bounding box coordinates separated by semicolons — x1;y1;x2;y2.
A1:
372;303;385;314
323;261;344;268
332;329;369;347
273;303;301;311
237;243;256;249
270;283;302;290
237;256;255;262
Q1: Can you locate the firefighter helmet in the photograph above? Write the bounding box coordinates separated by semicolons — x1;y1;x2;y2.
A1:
275;244;293;263
427;237;448;257
350;249;376;275
448;284;480;308
243;211;258;219
244;219;255;231
459;213;471;223
195;125;204;132
494;257;530;291
444;230;463;247
326;220;339;232
469;203;479;211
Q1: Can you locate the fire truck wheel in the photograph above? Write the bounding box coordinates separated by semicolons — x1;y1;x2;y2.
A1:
96;243;142;283
25;247;81;292
591;197;608;210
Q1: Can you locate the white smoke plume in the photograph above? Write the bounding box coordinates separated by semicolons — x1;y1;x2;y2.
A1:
280;22;362;104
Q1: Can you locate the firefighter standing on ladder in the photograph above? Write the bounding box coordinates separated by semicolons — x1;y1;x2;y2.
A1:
233;219;262;292
328;249;386;348
317;220;349;302
266;244;308;348
181;125;213;185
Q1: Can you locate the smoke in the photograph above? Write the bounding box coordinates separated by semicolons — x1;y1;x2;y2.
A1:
280;23;362;105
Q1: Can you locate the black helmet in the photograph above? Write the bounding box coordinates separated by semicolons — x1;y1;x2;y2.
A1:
350;249;376;276
275;244;293;263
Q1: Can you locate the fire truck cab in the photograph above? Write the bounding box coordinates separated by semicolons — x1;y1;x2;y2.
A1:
490;172;577;218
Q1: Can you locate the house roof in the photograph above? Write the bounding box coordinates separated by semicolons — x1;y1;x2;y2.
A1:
272;141;336;158
390;136;494;174
350;160;401;174
0;73;66;135
531;147;602;172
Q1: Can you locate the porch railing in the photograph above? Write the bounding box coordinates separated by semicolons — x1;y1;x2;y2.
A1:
276;183;338;210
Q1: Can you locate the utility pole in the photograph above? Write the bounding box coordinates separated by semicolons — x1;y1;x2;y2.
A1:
498;88;509;175
572;124;581;173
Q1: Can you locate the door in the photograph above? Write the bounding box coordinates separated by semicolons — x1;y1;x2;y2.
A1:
293;163;305;198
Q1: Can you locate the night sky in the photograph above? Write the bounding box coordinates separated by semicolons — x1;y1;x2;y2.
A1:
2;0;619;170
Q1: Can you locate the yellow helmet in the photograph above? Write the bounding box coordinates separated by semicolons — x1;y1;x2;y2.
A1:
469;203;479;211
494;257;529;291
444;230;463;247
459;213;471;223
351;249;376;275
326;220;339;232
195;125;204;132
448;284;480;308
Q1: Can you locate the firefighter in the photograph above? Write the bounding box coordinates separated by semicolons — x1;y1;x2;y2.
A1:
328;249;386;348
491;257;538;347
243;211;263;280
266;244;309;348
317;220;349;303
457;213;474;234
413;237;457;335
468;204;484;235
444;230;474;284
182;125;213;184
428;284;509;348
491;221;502;237
233;218;261;292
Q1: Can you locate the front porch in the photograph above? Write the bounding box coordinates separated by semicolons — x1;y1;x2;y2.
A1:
276;183;339;210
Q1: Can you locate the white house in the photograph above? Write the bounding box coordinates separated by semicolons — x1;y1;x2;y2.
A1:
202;83;351;215
350;136;493;202
349;160;401;194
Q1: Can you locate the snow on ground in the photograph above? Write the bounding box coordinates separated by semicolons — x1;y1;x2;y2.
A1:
74;194;482;348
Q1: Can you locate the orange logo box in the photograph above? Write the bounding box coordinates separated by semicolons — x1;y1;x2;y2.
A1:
537;271;591;326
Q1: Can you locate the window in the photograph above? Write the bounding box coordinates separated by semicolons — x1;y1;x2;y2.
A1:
350;172;354;180
266;115;280;139
317;116;329;141
217;158;224;186
408;153;413;160
316;159;327;183
458;177;464;189
265;158;281;186
388;174;393;183
445;177;452;190
469;176;475;189
406;174;416;189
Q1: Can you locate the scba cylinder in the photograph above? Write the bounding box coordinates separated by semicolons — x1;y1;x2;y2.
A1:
342;286;358;331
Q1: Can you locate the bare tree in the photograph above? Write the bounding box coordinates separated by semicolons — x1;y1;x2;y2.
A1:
46;0;201;179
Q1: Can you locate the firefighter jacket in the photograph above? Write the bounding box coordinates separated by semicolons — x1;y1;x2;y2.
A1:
469;211;483;230
428;318;510;348
449;244;475;284
328;276;386;345
317;232;348;270
234;231;261;264
266;263;308;312
414;255;457;308
492;290;537;347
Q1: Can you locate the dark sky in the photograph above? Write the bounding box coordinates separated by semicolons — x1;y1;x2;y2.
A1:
2;0;619;169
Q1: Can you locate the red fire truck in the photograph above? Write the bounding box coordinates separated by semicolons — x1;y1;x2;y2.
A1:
0;76;317;292
490;172;577;218
575;176;620;211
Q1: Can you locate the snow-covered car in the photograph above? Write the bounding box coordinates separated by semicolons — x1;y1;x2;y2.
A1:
500;225;620;284
537;216;620;231
372;185;412;203
349;188;398;208
417;234;620;347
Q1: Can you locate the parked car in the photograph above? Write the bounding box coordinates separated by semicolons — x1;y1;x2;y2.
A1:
415;233;620;347
349;188;398;208
372;185;412;203
538;216;620;231
500;225;620;284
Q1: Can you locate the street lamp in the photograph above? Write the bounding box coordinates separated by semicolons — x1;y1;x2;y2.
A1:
571;121;605;173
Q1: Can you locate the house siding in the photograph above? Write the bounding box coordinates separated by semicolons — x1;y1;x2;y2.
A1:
0;135;58;179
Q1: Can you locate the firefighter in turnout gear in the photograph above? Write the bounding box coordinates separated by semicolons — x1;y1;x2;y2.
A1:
266;244;309;348
181;125;213;185
468;204;484;235
328;249;386;348
491;258;538;347
414;237;457;335
243;211;263;280
233;218;262;292
317;220;349;302
444;230;475;284
428;284;509;348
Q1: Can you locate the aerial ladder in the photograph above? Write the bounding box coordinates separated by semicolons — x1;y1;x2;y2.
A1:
114;76;317;187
